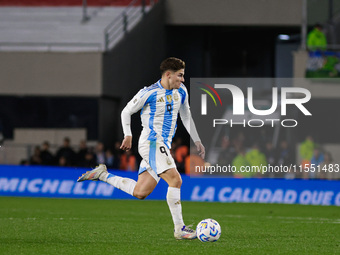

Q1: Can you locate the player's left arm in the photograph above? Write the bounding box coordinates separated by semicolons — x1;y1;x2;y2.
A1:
194;141;205;159
179;86;205;159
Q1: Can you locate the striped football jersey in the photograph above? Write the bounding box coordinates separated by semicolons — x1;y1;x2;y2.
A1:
123;79;192;149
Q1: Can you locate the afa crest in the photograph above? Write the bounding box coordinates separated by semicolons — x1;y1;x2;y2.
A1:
166;95;172;103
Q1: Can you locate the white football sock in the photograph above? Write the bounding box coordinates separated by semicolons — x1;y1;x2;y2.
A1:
166;187;185;231
100;173;136;196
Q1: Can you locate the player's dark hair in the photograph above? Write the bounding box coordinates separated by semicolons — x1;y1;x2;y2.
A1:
160;57;185;74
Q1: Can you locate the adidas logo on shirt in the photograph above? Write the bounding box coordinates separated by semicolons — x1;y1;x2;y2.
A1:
157;97;165;102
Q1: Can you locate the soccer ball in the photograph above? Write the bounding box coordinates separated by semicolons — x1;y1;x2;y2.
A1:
196;218;221;242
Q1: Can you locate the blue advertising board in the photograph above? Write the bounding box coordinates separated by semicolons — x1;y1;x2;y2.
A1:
0;165;339;206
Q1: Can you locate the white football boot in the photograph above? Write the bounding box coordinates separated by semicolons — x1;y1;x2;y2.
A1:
174;225;197;240
77;164;108;182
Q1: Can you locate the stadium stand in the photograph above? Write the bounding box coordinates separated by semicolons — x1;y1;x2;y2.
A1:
0;0;155;51
0;0;339;180
0;0;164;165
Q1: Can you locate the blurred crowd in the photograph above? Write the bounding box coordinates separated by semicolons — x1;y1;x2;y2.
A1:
21;137;135;171
20;137;191;174
185;133;294;178
20;135;337;180
186;133;338;180
298;135;336;180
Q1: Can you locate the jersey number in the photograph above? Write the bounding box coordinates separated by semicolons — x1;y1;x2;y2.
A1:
160;146;168;156
166;104;172;114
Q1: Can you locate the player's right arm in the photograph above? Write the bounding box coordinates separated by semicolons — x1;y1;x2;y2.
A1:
120;87;150;151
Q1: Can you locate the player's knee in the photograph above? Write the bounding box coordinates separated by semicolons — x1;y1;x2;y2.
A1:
136;194;147;200
134;190;149;200
172;177;182;188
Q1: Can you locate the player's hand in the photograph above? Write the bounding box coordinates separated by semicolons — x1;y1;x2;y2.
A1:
195;141;205;159
120;136;132;151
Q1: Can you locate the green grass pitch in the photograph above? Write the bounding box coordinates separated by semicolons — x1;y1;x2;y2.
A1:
0;197;339;255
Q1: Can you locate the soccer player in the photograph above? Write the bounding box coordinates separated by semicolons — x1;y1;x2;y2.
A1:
77;57;205;240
